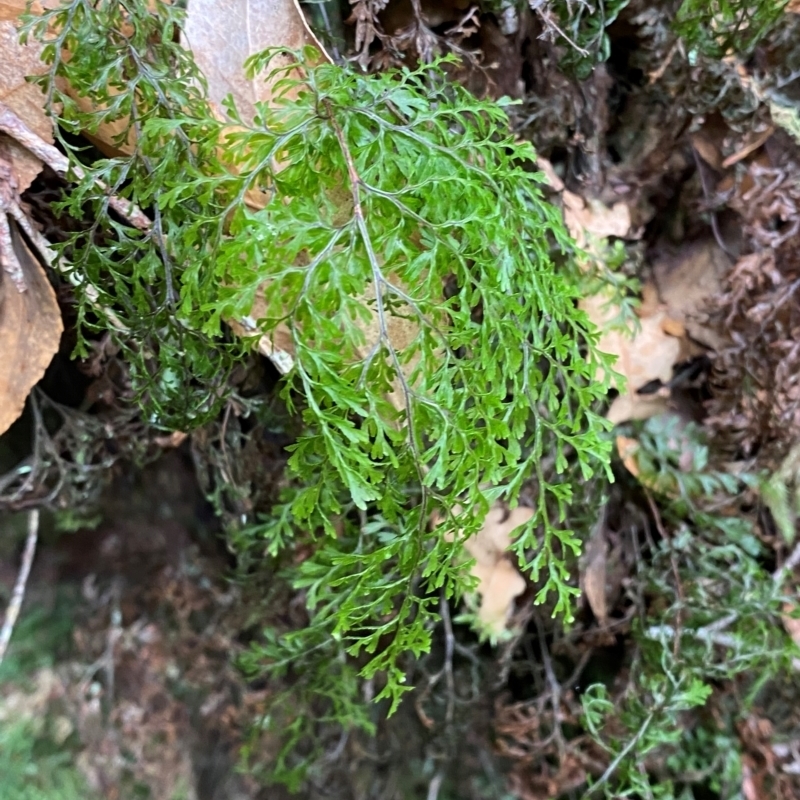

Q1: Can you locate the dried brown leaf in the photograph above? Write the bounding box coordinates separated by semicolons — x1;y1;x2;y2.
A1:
616;434;640;478
446;504;531;637
581;520;608;625
182;0;326;126
0;14;52;191
583;284;682;425
691;131;723;171
562;190;631;245
535;156;564;192
653;238;730;351
0;223;63;436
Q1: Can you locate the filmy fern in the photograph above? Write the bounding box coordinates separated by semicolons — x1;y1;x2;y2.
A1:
25;0;613;718
674;0;790;59
579;417;794;800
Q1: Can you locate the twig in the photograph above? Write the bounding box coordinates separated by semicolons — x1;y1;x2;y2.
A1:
426;771;444;800
648;40;680;85
0;209;25;292
322;728;350;763
533;5;590;56
414;594;457;729
104;578;123;714
774;540;800;586
565;646;594;692
535;614;567;757
440;594;455;726
0;112;128;329
581;712;655;799
644;612;741;649
9;191;128;332
0;157;27;291
644;489;684;659
0;509;40;665
691;145;737;259
0;102;151;231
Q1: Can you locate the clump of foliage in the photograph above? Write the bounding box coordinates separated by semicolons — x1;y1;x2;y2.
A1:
674;0;790;60
547;0;631;78
25;0;614;751
480;0;631;79
0;592;76;685
487;0;787;83
580;416;796;799
0;714;96;800
0;595;87;799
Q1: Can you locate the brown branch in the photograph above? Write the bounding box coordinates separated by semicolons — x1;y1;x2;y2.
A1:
0;102;151;231
644;488;684;659
0;509;40;665
0;209;26;292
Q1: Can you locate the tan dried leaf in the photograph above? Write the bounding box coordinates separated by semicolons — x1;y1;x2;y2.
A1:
0;0;26;20
534;156;564;192
0;0;55;21
461;505;532;636
691;131;722;170
0;13;52;191
582;284;683;425
0;223;63;436
182;0;324;126
563;190;631;245
580;521;608;625
616;434;640;476
653;238;730;351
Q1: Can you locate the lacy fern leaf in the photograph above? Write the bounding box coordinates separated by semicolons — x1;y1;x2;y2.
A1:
26;0;613;719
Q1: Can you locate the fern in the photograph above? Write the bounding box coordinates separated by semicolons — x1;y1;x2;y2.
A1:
579;417;794;799
25;0;614;736
674;0;790;59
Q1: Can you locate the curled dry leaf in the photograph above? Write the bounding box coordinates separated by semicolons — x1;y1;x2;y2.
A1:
460;504;532;637
562;189;728;425
534;156;564;192
562;189;632;245
616;434;641;479
588;236;729;426
0;0;53;191
580;517;608;625
0;222;63;436
652;238;730;351
183;0;325;129
691;130;723;171
559;188;680;423
585;283;682;425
